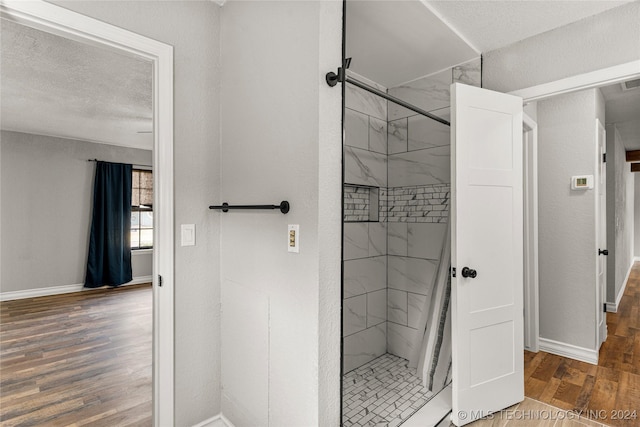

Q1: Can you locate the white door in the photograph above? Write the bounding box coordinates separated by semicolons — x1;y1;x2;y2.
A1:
596;119;607;345
451;83;524;426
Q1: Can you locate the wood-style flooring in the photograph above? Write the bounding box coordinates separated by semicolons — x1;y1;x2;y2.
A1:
524;263;640;427
0;284;152;427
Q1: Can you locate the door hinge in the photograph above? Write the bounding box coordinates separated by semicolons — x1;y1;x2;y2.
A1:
451;267;456;278
603;153;606;163
158;275;163;287
604;303;607;312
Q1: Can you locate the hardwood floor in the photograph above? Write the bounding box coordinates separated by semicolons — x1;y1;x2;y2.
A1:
524;263;640;427
2;266;638;426
0;284;152;427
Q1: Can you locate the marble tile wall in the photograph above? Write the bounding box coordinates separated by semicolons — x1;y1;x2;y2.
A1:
343;222;388;373
384;58;480;360
342;60;481;370
388;58;481;121
343;71;389;374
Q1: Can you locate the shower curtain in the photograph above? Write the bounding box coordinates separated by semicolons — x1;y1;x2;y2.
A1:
84;161;133;288
409;218;453;391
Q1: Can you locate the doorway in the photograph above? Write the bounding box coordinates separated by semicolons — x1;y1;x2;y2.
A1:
0;2;174;425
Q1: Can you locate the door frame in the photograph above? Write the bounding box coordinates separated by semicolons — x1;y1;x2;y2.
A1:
510;59;640;360
0;1;175;425
523;113;539;352
595;118;607;346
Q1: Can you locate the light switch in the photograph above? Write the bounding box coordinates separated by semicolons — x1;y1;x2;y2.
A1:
288;224;299;253
181;224;195;246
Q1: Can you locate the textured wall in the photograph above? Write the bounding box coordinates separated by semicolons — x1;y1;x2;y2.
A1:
606;124;635;304
483;1;640;93
537;90;601;350
0;131;152;292
219;1;341;426
51;1;222;425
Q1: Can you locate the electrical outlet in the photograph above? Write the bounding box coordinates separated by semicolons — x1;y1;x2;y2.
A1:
288;224;299;253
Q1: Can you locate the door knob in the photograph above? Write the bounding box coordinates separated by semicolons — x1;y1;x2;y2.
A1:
599;249;608;256
461;267;477;278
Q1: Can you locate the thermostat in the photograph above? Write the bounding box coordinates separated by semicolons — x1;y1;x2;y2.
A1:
571;175;594;190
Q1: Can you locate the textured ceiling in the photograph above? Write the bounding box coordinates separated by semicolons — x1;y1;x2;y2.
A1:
427;0;634;53
0;19;153;150
347;0;634;88
601;82;640;150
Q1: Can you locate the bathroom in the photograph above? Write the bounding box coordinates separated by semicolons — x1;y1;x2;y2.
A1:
341;2;482;425
6;1;637;426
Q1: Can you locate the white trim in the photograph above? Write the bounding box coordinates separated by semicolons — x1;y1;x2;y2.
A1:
0;276;153;302
595;118;607;347
0;2;175;426
606;261;632;312
510;61;640;103
132;248;154;256
634;256;640;262
523;113;539;353
539;338;599;365
192;414;236;427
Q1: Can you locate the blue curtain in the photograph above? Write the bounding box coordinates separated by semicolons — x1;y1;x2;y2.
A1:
85;161;133;288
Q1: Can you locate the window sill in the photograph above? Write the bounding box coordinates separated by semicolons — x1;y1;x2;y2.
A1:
132;248;153;255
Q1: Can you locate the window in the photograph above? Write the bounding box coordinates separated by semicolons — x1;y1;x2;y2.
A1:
131;169;153;249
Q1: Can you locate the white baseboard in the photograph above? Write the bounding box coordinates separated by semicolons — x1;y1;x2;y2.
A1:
634;256;640;262
0;276;153;302
606;262;633;313
192;414;235;427
539;337;598;365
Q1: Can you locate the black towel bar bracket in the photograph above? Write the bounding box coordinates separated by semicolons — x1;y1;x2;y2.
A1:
209;201;290;214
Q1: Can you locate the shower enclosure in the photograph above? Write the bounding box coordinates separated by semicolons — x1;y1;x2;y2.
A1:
341;59;482;426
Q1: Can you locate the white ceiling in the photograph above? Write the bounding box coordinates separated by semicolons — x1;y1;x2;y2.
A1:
346;0;478;88
601;81;640;150
2;2;637;150
348;0;634;88
0;19;153;150
427;0;633;54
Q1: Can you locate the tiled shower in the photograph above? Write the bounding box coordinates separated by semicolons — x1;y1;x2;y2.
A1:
342;59;481;426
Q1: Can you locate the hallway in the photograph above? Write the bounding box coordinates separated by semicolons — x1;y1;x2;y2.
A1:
524;262;640;426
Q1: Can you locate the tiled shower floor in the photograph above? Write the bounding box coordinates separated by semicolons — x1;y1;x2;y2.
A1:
342;353;438;427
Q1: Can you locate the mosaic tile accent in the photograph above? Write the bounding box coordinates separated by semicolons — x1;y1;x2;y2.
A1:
342;354;437;427
345;185;372;222
382;184;450;223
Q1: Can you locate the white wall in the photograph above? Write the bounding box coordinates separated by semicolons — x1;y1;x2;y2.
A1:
0;131;152;293
219;1;341;426
51;2;222;425
483;1;640;93
606;124;635;305
536;89;601;350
